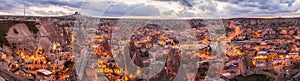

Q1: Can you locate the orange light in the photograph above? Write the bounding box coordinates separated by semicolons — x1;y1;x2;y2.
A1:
254;46;260;51
254;31;260;37
99;69;104;72
104;68;110;73
160;36;169;40
129;74;134;79
291;44;297;51
158;41;165;45
227;21;242;41
109;69;113;73
100;65;106;69
136;69;141;75
235;50;243;55
295;36;300;40
114;69;122;74
98;60;103;64
172;45;180;49
281;30;288;35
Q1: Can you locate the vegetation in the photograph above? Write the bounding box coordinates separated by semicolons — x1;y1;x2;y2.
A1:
230;74;274;81
64;60;75;69
202;62;209;65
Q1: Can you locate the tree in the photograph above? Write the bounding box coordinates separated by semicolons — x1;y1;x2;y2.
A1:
64;60;75;69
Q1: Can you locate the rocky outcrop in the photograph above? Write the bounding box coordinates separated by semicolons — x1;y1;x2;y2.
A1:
0;20;76;81
0;21;70;52
0;68;29;81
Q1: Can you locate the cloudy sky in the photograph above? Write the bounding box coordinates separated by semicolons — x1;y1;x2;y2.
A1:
0;0;299;18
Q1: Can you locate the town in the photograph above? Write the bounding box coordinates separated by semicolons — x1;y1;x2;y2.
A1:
0;13;300;81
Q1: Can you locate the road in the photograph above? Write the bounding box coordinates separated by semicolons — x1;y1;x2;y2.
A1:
75;27;95;80
76;47;89;80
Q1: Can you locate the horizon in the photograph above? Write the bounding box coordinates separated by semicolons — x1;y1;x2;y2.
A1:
1;13;300;19
0;0;299;19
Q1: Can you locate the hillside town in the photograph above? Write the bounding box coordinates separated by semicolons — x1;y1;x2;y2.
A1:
0;18;77;80
0;13;300;81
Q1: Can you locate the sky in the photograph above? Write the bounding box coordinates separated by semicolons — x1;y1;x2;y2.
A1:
0;0;299;18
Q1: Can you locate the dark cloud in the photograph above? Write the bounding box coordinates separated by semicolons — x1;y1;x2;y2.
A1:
0;0;21;11
0;0;84;9
80;2;161;17
0;3;15;11
216;0;296;9
126;5;161;16
0;0;84;15
217;0;299;17
280;0;295;7
155;0;193;7
0;0;299;18
198;2;217;12
103;3;145;16
226;6;253;15
22;0;85;8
